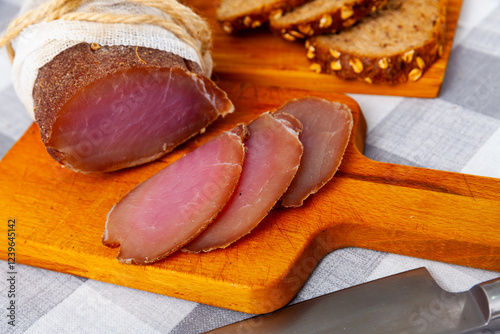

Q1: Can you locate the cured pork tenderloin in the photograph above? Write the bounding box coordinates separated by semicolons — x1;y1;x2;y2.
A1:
35;44;234;172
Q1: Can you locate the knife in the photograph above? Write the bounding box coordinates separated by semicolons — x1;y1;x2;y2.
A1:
205;267;500;334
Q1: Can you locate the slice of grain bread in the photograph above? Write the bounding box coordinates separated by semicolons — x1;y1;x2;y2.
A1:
217;0;312;33
307;0;447;84
270;0;388;41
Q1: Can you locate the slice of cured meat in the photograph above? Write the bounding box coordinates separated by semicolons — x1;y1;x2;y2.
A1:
102;125;248;264
276;97;353;207
34;43;234;173
183;112;303;253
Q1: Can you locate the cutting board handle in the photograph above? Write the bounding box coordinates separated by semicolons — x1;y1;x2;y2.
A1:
306;136;500;271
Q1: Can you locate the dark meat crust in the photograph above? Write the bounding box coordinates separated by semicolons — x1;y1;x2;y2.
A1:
33;43;203;151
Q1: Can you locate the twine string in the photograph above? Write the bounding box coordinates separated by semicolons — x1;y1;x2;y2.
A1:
0;0;212;71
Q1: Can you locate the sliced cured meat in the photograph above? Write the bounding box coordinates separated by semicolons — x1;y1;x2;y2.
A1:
102;125;248;264
276;97;353;207
34;43;234;173
183;112;303;253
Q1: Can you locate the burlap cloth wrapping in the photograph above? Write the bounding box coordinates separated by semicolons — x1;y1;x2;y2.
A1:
0;0;212;118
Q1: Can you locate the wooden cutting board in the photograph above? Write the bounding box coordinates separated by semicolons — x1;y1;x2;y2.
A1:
0;82;499;314
188;0;463;98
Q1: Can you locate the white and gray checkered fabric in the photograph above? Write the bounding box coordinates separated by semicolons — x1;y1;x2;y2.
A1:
1;0;499;333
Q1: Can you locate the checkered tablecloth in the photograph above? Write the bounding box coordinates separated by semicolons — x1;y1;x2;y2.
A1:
1;0;499;333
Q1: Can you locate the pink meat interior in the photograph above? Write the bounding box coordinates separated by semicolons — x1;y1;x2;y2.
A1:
48;67;221;172
103;130;245;263
184;113;303;252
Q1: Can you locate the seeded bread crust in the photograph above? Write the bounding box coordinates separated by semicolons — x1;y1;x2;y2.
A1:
270;0;388;41
217;0;311;33
306;0;447;84
33;43;204;163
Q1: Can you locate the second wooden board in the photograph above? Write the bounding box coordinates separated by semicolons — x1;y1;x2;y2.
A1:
188;0;463;98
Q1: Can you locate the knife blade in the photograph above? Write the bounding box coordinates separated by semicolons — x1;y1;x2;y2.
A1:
205;267;500;334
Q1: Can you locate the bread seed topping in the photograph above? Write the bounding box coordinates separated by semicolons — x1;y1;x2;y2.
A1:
349;58;363;73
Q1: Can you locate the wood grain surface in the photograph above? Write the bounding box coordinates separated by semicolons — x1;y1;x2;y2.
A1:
188;0;463;98
1;82;499;314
